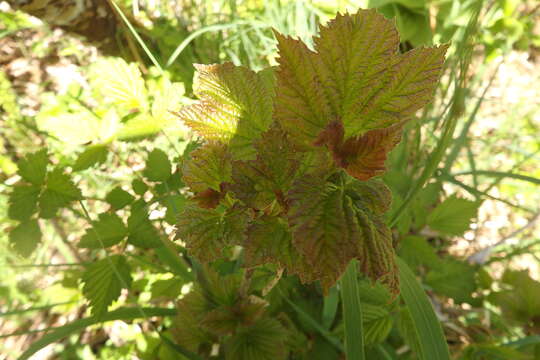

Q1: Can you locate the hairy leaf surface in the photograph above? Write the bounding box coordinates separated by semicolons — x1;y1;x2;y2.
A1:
39;168;83;218
176;63;274;159
79;213;128;249
287;176;397;293
176;204;248;262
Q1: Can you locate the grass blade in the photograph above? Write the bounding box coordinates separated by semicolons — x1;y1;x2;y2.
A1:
452;170;540;186
18;307;177;360
341;259;365;360
397;257;450;360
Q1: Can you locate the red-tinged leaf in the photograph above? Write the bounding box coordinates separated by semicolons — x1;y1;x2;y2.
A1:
314;120;403;180
286;176;398;294
274;9;448;143
193;188;224;209
230;124;302;211
182;142;232;194
175;63;274;159
176;204;248;262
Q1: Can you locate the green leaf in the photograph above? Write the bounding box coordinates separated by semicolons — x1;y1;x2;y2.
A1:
287;176;398;293
8;219;41;257
127;204;162;248
398;235;441;269
38;168;82;218
427;195;480;236
425;260;476;304
361;303;393;345
105;186;135;210
17;149;48;185
8;185;40;221
116;113;163;141
182;142;232;193
224;317;288;360
176;204;247;262
397;257;450;360
91;58;147;110
175;63;274;159
73;145;108;171
150;278;184;300
132;178;148;195
18;307;177;360
489;270;540;324
274;9;448;145
162;194;187;224
144;148;172;182
81;255;132;317
38;112;101;145
78;213;128;249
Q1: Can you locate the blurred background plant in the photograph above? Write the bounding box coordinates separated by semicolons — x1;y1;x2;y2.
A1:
1;0;539;359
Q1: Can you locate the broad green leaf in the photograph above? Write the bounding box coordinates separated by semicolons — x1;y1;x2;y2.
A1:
176;204;247;262
8;185;40;221
38;168;83;218
144;148;172;182
175;63;274;159
73;145;108;171
182;142;232;193
17;149;48;185
230;124;302;210
78;213;128;249
397;257;450;360
91;58;147;110
81;255;132;317
150;278;185;300
425;260;476;304
8;219;41;257
489;270;540;324
105;186;135;210
127;204;162;248
132;178;148;195
287;176;397;293
427;195;480;236
274;9;448;145
224;317;288;360
398;235;441;269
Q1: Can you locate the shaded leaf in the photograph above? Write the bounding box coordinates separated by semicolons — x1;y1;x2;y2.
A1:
73;145;108;171
132;178;148;195
8;185;40;221
81;255;132;317
287;176;397;293
38;168;82;218
398;235;441;269
427;195;480;236
224;317;288;360
182;142;232;193
9;219;41;257
127;204;162;248
78;213;128;249
150;278;185;300
176;204;247;262
230;124;302;210
105;186;135;210
426;260;476;304
144;148;172;182
17;149;48;186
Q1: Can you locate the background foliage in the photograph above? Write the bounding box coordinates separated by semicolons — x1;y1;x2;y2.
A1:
1;0;540;359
